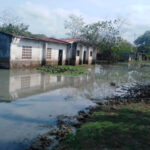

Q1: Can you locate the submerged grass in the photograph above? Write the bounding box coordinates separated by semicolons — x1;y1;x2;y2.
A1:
37;65;89;76
54;102;150;150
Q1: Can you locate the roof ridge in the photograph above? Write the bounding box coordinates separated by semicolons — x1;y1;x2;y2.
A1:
0;32;69;44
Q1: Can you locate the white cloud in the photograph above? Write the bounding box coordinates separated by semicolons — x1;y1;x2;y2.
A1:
12;0;150;42
87;0;150;42
17;1;101;38
18;2;87;37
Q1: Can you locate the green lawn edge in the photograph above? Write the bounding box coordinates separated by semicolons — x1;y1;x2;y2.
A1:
54;102;150;150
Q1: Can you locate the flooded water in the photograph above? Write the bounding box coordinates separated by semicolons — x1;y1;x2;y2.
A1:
0;63;150;150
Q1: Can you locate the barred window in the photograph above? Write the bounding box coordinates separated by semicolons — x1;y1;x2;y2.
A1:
47;48;52;59
22;46;32;59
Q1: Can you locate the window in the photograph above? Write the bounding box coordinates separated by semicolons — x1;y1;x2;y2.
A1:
77;50;80;56
47;48;52;59
22;46;32;59
90;51;93;57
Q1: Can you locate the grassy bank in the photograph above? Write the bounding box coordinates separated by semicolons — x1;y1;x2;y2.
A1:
37;65;89;76
54;102;150;150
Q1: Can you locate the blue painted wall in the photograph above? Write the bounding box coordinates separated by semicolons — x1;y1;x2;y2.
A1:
0;32;12;58
0;32;12;68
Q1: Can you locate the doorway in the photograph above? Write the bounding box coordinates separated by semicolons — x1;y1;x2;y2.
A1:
58;50;63;65
83;51;86;64
42;44;46;66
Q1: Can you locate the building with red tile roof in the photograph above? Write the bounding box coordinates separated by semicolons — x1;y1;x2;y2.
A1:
0;32;97;68
61;38;98;65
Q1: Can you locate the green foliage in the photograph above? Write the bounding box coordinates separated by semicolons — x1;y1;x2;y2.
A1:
0;23;29;35
80;22;101;44
0;9;47;38
54;103;150;150
112;39;136;61
0;23;48;38
32;34;47;38
37;65;88;76
81;20;120;46
135;31;150;58
64;14;85;38
65;15;134;61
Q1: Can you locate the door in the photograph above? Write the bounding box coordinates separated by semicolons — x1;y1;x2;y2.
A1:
58;50;63;65
42;43;46;66
83;51;86;64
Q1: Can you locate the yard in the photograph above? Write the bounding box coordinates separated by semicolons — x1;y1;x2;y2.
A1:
54;102;150;150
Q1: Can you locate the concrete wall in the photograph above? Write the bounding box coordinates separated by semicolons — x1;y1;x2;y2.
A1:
1;69;68;101
88;47;93;64
0;33;97;69
46;42;68;65
0;33;12;68
10;38;68;68
76;44;81;65
10;38;43;68
91;47;97;64
75;43;97;65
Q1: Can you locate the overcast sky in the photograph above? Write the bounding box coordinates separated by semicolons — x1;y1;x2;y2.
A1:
0;0;150;42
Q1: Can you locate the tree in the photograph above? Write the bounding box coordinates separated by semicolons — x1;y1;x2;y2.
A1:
64;14;85;38
0;9;47;38
81;19;121;46
134;31;150;58
0;9;29;35
112;39;136;61
0;23;29;35
65;14;131;61
32;34;47;38
81;19;123;61
80;22;101;44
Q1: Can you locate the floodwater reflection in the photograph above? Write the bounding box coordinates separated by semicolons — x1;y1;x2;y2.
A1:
0;63;150;150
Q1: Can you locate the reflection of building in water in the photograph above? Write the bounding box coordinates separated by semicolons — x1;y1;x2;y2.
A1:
0;70;59;101
1;65;146;102
0;66;119;102
0;69;92;102
21;76;31;89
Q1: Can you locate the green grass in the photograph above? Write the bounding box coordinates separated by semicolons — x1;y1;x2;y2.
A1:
37;65;89;76
54;103;150;150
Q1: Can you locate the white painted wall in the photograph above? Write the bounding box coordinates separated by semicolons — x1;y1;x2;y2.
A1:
88;47;94;63
10;38;43;62
76;44;81;63
46;42;68;61
76;44;97;64
10;37;68;65
9;37;96;67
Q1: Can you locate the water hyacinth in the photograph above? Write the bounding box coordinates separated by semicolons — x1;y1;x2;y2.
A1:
37;65;88;76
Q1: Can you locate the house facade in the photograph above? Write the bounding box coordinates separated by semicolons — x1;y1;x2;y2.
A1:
0;32;97;69
61;39;97;65
129;52;148;62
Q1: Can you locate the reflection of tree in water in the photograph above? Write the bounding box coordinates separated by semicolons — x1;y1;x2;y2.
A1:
81;63;150;101
0;63;150;102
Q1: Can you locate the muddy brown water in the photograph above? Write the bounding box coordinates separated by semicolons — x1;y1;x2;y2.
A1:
0;63;150;150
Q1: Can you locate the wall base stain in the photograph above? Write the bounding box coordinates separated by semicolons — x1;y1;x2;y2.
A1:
46;60;58;66
10;61;42;69
0;58;10;69
8;60;67;69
